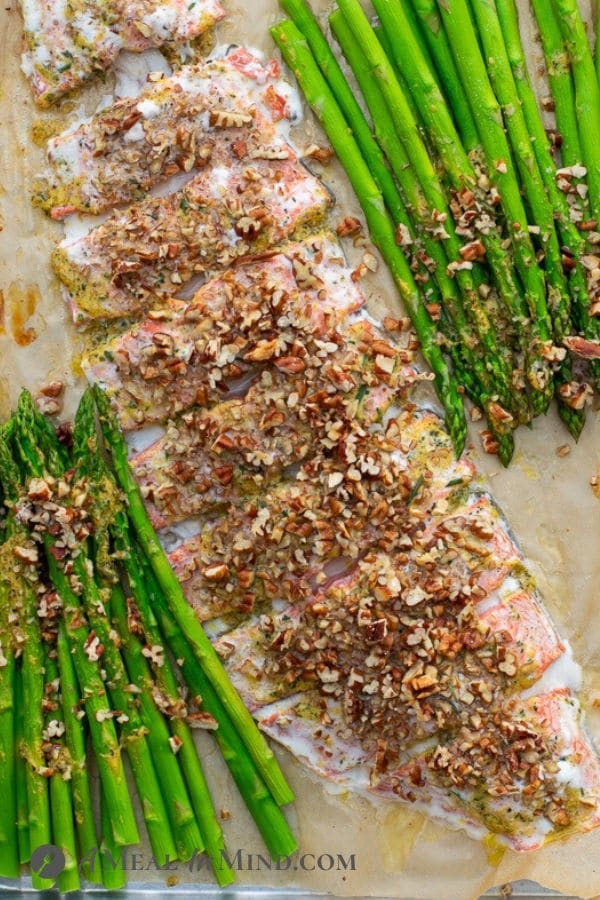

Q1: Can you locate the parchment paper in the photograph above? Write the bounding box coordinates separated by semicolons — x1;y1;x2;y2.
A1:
1;1;600;897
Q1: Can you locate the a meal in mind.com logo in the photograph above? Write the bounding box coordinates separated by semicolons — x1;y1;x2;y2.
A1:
30;844;66;881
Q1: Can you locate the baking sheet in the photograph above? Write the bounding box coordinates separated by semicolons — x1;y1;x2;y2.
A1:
1;1;600;898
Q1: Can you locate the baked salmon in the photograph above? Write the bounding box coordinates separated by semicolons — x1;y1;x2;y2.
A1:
132;319;419;528
19;0;226;107
53;153;331;322
82;234;366;428
216;541;594;851
169;408;477;623
34;49;297;217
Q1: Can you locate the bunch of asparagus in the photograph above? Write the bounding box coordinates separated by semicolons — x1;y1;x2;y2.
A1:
0;389;296;892
272;0;600;464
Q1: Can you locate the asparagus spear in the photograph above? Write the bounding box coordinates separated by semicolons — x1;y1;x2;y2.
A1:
529;0;584;169
138;551;298;861
0;437;52;890
72;390;231;880
330;6;517;446
596;0;600;87
56;621;103;885
280;0;408;228
110;582;234;885
94;385;297;804
336;0;543;420
43;651;80;893
268;22;467;451
106;583;207;865
341;0;515;391
0;551;19;877
494;0;599;388
114;539;233;884
286;0;503;422
11;395;139;849
406;0;479;150
468;0;585;437
552;0;600;222
431;0;556;409
100;788;126;891
468;0;569;327
15;665;31;866
71;398;190;864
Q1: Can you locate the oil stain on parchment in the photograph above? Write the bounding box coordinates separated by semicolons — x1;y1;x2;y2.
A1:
8;281;40;347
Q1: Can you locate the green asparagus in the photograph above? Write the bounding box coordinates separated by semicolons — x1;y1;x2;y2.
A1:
553;0;600;222
269;21;467;451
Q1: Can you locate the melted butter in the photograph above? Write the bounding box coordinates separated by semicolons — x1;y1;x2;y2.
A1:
378;806;426;870
482;833;506;867
0;289;5;335
8;282;40;347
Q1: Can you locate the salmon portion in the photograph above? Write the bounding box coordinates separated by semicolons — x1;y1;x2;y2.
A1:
169;410;476;623
256;692;372;787
19;0;226;107
419;494;522;598
371;689;600;852
215;536;561;723
82;235;366;428
35;50;296;217
479;589;565;687
53;153;332;322
133;320;417;527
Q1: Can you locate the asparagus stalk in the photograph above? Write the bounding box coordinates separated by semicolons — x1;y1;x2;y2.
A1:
330;6;517;446
552;0;600;222
15;664;31;866
106;583;206;865
116;542;233;883
285;0;497;419
19;577;53;892
596;0;600;87
72;390;228;878
10;396;139;849
111;581;234;886
469;0;570;330
336;0;544;416
268;22;467;451
100;788;126;891
279;0;409;228
431;0;555;408
0;438;52;889
56;621;103;885
372;24;424;132
70;398;191;864
406;0;479;151
139;553;298;860
468;0;585;437
0;563;19;877
494;0;600;385
43;652;80;893
529;0;583;169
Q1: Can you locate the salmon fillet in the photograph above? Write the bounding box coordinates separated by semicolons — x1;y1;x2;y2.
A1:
34;49;296;217
82;234;365;428
53;152;331;322
19;0;226;107
169;408;477;623
132;320;419;527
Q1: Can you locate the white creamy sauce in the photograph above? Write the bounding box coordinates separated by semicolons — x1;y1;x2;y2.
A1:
521;641;582;698
113;50;172;99
126;424;166;454
159;518;203;553
143;6;178;40
136;97;162;119
123;121;145;143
